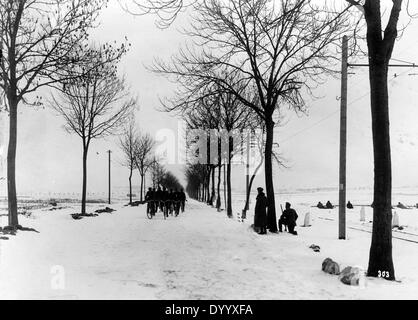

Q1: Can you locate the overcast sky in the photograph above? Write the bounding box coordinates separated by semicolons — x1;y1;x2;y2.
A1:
1;0;418;198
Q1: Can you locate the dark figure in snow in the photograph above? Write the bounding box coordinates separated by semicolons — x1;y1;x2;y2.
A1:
278;210;288;232
145;188;154;214
151;188;157;212
173;189;181;216
155;187;162;211
167;189;175;215
347;201;354;209
171;189;178;213
397;202;408;209
179;189;186;212
326;201;334;209
254;187;268;234
317;201;325;209
280;202;298;235
145;187;153;201
161;187;168;213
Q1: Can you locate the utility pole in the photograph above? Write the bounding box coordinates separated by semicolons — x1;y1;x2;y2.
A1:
243;130;250;219
338;34;417;240
339;35;348;240
107;150;112;205
223;163;227;211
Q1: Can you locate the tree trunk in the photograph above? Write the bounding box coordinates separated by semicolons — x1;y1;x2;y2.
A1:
216;138;222;211
128;168;133;204
207;171;211;204
7;97;18;227
200;184;202;201
216;165;221;211
223;164;227;211
210;167;215;206
205;170;209;204
226;135;233;217
243;157;264;214
367;59;395;280
363;0;397;280
140;173;144;202
265;116;278;232
226;162;232;218
81;145;88;215
6;40;19;228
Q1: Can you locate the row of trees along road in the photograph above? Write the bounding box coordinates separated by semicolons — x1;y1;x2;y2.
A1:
0;0;410;281
51;44;135;215
127;0;409;281
0;0;119;224
119;121;184;204
151;0;356;232
0;0;137;220
119;120;158;204
166;77;258;217
174;77;283;217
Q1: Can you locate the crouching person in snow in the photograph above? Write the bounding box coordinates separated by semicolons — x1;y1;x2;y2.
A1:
278;211;287;232
281;202;298;235
254;187;268;235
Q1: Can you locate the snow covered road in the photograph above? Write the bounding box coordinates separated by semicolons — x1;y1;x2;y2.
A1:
1;200;418;299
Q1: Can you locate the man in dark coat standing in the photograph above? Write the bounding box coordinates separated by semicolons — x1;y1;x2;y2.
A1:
254;187;268;234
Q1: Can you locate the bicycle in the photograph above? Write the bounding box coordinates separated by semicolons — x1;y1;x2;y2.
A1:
173;200;181;217
146;200;156;219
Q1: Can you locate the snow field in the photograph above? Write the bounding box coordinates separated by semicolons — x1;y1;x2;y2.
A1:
0;197;418;299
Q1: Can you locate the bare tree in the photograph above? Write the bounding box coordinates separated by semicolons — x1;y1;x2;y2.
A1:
181;99;218;207
160;171;183;190
134;132;155;202
0;0;110;227
242;126;265;216
176;79;255;217
120;119;140;204
185;163;209;201
153;0;356;232
345;0;413;280
51;46;135;215
120;0;189;28
242;114;286;216
150;157;166;188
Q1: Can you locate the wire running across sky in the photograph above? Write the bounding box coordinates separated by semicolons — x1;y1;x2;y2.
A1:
280;65;417;144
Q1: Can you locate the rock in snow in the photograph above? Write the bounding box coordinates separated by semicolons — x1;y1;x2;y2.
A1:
322;258;340;275
309;244;320;252
338;266;366;286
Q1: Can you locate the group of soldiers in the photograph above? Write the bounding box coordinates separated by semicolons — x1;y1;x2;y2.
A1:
253;187;299;235
145;187;186;217
317;201;335;209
